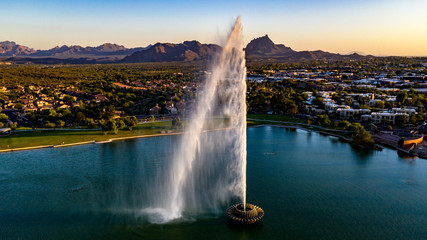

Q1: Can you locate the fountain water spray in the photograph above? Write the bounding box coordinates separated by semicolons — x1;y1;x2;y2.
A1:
143;17;262;224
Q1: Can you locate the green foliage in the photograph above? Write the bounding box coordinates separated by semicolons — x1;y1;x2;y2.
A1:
312;97;324;107
99;119;118;134
374;101;385;109
56;120;65;128
14;103;23;109
85;118;96;128
318;114;331;127
43;121;56;128
345;98;353;106
409;114;416;125
396;91;408;106
124;116;138;130
63;95;75;104
172;117;184;129
75;112;86;124
349;123;374;148
394;115;406;128
359;104;370;110
0;113;8;122
339;120;351;129
116;118;125;130
416;107;424;123
7;122;17;130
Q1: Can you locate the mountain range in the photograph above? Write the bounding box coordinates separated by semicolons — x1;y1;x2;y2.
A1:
0;41;150;57
0;35;370;64
244;35;369;62
123;41;221;63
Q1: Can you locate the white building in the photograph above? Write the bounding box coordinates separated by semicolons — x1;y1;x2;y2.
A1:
371;112;408;124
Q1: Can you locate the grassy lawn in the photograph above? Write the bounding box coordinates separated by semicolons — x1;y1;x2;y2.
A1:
0;115;352;151
0;121;173;150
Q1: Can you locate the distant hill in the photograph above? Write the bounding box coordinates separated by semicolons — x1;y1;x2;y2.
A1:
0;41;149;58
0;41;36;56
123;41;221;63
245;35;369;62
245;35;294;55
1;36;374;64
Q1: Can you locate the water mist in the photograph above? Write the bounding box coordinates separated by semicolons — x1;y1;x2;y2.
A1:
144;17;248;223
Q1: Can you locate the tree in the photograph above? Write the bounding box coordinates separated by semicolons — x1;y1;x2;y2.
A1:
318;114;331;127
7;122;17;130
116;118;125;130
312;97;324;107
56;120;65;128
85;118;96;128
14;103;23;109
416;106;424;123
332;93;341;104
75;112;86;125
61;109;73;119
345;98;353;106
339;120;351;129
0;113;8;122
99;119;107;135
374;101;385;109
396;91;408;106
63;95;75;104
44;121;56;128
384;102;392;109
108;119;118;134
99;119;117;134
307;116;313;125
394;114;406;128
102;105;116;120
172;117;184;129
124;116;138;130
46;109;57;121
409;114;416;125
271;93;299;115
360;104;370;110
349;123;374;148
25;111;38;129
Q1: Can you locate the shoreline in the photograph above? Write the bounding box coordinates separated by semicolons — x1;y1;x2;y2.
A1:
0;131;185;154
0;123;406;155
250;124;351;139
0;127;236;154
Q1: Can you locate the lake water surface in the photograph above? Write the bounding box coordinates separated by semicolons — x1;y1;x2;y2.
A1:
1;126;427;239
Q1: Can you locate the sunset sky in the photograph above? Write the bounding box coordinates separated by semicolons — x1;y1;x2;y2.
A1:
1;0;426;56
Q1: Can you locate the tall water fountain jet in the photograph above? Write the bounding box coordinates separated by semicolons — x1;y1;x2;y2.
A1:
145;17;262;224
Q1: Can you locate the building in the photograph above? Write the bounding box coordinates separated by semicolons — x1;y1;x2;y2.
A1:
371;112;408;125
149;104;162;115
337;108;371;120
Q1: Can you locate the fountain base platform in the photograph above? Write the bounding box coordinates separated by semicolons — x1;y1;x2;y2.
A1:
226;203;264;224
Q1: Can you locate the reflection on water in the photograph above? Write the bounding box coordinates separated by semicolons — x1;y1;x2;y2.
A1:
2;126;427;240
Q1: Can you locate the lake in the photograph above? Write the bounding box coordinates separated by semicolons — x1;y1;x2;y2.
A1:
1;126;427;239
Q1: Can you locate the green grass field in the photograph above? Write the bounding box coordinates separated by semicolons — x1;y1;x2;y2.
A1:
0;115;349;151
247;114;308;123
0;121;173;150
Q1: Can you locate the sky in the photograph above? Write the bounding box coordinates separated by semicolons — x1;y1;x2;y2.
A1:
1;0;426;56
